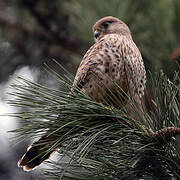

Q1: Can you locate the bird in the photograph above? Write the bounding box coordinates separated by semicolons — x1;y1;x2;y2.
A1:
73;16;146;107
18;16;146;171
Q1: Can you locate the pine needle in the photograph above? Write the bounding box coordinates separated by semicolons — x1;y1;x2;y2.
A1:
8;64;180;179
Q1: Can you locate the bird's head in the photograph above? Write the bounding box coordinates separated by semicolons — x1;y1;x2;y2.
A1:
93;16;131;42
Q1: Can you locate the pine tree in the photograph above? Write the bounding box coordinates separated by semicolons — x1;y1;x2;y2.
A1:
9;63;180;179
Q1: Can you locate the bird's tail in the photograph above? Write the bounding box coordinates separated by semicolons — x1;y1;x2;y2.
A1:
18;133;58;171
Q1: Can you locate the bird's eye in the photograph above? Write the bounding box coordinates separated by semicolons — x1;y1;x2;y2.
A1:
102;22;109;28
102;21;114;29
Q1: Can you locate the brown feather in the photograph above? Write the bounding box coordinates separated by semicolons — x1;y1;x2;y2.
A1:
18;134;58;171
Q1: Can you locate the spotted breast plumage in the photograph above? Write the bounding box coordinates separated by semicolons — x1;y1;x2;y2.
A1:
18;16;146;172
73;16;146;107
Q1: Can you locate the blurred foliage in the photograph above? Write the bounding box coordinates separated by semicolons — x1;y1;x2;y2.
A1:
0;0;88;83
0;0;180;82
0;0;180;83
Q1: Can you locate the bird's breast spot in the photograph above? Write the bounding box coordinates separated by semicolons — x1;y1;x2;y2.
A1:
96;65;106;73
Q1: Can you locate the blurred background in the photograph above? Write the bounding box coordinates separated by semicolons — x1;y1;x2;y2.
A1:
0;0;180;179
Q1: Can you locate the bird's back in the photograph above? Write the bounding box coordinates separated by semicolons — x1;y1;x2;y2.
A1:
73;33;146;108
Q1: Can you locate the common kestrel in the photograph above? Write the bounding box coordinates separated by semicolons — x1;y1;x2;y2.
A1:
18;16;146;171
73;16;146;107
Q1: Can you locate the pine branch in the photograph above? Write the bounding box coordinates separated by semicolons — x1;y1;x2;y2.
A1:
153;127;180;145
8;64;180;179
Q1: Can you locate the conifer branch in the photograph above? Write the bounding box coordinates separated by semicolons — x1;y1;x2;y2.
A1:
8;64;180;179
153;127;180;145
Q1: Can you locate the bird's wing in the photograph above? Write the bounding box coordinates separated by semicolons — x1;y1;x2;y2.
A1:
73;38;105;89
73;34;121;89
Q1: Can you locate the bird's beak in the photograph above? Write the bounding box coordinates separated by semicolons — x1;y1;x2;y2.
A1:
94;30;100;39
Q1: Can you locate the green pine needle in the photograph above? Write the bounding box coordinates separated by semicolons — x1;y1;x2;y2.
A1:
8;64;180;179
